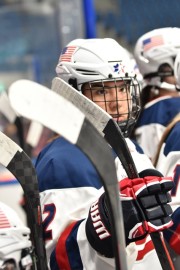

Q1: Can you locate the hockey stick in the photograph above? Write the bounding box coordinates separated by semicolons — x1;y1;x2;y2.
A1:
0;90;41;154
0;91;25;150
51;77;175;270
26;121;43;148
25;121;44;157
0;131;48;270
9;80;128;270
0;91;17;123
52;77;137;178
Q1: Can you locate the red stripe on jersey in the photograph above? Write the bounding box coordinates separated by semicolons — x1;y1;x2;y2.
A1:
136;237;154;261
56;221;78;270
136;235;174;268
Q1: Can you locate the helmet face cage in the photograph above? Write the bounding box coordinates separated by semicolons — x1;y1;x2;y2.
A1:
81;77;141;137
0;246;33;270
0;259;16;269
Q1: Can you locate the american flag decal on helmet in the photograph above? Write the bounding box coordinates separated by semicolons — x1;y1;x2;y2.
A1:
143;35;164;51
59;46;77;62
0;208;11;228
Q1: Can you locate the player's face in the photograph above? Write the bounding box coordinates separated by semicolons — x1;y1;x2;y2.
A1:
82;80;131;122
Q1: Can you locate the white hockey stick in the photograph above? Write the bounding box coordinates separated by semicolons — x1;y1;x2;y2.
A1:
0;131;48;270
0;91;17;123
26;121;43;148
9;80;128;270
0;91;25;149
51;77;175;270
0;91;41;153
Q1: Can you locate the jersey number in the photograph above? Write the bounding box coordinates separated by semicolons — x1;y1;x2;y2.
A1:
43;203;56;241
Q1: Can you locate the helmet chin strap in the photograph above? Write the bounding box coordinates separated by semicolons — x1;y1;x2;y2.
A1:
159;81;177;91
144;78;177;92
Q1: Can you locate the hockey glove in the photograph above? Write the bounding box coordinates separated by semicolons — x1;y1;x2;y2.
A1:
119;176;173;245
86;176;174;258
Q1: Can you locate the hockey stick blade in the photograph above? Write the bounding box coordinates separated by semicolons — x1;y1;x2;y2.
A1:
0;131;48;270
9;79;128;270
51;77;174;270
0;91;17;123
0;91;25;150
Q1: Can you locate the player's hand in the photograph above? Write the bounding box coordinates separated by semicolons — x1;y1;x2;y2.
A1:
119;176;174;244
86;175;174;257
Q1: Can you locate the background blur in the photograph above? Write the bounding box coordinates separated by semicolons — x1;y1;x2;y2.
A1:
1;0;180;89
1;0;180;223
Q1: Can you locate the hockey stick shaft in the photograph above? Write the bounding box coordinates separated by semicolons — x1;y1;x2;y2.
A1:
9;80;128;270
104;121;175;270
0;131;48;270
52;77;175;270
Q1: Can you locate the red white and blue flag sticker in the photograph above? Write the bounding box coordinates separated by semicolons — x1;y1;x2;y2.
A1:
0;207;11;228
59;46;77;62
143;35;164;51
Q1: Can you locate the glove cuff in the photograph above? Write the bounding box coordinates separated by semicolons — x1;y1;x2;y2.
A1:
86;193;114;258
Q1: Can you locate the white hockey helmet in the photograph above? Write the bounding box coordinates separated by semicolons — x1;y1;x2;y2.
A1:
0;202;32;269
56;38;136;90
120;46;143;89
56;38;141;136
134;27;180;90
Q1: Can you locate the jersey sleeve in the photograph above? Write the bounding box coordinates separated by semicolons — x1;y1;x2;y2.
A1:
154;123;180;256
49;218;138;270
163;206;180;255
155;122;180;211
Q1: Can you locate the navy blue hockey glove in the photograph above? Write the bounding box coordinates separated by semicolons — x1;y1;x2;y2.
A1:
86;174;174;258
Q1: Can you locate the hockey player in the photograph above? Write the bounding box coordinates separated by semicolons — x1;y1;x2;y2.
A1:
133;27;180;162
152;52;180;268
35;38;174;269
0;201;33;270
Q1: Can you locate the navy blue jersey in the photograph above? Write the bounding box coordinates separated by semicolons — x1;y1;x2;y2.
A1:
135;96;180;160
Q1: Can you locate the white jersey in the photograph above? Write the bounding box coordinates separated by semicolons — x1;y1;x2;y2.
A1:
155;119;180;212
35;136;165;269
135;96;180;161
149;113;180;267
